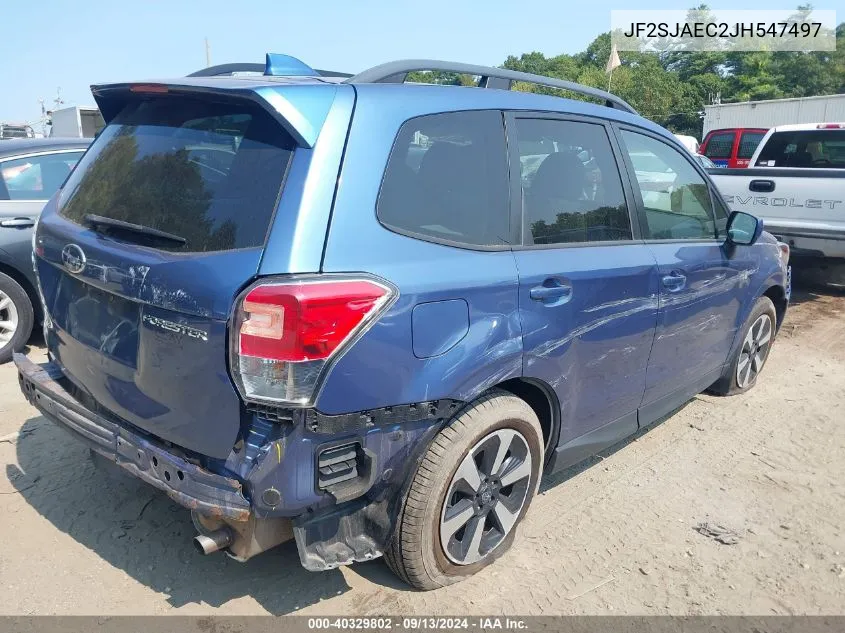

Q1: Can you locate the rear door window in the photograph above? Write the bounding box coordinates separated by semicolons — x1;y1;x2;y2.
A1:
58;97;294;252
0;151;84;201
703;132;735;159
514;118;632;245
755;129;845;168
738;131;765;159
377;110;511;247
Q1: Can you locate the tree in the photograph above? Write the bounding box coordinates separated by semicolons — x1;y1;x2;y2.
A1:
497;6;845;139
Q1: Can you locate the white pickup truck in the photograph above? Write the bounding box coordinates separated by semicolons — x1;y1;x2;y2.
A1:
709;123;845;281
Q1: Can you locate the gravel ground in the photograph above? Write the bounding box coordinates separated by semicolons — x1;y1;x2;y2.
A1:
1;281;843;615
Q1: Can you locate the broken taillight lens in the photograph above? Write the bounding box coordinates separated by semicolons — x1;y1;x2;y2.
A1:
231;277;395;406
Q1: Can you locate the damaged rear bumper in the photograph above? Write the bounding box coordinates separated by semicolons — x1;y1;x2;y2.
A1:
14;352;451;571
14;353;250;522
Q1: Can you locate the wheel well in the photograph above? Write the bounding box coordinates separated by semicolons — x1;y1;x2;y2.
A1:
0;262;40;322
497;378;559;456
763;284;787;331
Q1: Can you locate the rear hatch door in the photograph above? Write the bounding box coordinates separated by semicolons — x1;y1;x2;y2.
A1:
36;89;308;458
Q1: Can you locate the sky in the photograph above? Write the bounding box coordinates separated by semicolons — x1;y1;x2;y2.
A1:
2;0;842;126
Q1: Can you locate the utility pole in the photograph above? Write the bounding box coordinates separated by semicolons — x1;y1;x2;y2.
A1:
205;38;211;67
40;88;64;138
38;99;48;137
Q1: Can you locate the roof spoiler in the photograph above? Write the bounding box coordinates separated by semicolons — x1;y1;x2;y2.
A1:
90;81;338;148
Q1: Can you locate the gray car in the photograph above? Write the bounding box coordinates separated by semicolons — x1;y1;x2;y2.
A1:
0;138;89;361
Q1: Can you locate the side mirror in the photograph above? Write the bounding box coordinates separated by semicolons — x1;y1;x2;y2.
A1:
726;210;763;246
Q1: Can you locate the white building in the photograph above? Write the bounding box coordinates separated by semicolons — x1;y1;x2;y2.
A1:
703;94;845;136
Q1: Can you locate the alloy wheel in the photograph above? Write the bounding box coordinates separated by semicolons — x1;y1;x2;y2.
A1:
439;428;532;565
737;313;773;388
0;289;19;348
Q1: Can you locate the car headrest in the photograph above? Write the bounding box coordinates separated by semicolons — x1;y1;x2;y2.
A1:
530;151;586;201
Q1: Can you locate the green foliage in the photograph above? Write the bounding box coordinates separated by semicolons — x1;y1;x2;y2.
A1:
406;71;476;86
497;11;845;138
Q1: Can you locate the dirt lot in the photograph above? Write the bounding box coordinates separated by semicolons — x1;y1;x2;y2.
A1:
1;281;843;616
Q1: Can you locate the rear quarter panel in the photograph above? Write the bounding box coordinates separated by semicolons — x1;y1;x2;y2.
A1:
316;86;527;415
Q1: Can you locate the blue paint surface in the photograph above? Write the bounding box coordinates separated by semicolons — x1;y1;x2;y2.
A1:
412;299;469;359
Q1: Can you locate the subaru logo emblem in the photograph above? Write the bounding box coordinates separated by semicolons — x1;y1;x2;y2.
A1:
61;244;86;274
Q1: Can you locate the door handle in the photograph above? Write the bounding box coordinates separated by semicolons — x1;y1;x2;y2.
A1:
0;218;35;228
661;271;687;292
530;280;573;303
749;179;775;193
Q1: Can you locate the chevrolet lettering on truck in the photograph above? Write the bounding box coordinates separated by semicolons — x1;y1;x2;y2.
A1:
721;196;842;210
15;54;789;590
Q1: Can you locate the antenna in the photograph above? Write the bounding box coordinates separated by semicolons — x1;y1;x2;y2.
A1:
39;98;48;137
53;87;65;111
205;38;211;67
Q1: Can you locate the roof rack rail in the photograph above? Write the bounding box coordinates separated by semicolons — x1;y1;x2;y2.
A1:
187;63;352;79
347;59;637;115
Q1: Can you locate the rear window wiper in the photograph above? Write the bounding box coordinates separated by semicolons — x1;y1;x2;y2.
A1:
83;214;187;247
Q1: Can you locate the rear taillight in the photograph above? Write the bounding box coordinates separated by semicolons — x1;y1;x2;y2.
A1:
129;84;169;94
231;277;395;407
777;241;790;266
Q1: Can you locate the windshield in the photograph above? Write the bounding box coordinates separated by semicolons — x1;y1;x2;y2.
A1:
755;129;845;168
58;96;295;252
1;126;33;139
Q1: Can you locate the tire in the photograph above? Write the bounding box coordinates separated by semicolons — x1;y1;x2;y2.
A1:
385;390;544;590
0;272;34;364
709;296;777;396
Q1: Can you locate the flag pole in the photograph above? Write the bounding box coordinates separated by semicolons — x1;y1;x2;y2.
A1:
606;43;621;92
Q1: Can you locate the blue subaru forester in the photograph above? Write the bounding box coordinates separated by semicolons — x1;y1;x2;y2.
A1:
15;55;789;590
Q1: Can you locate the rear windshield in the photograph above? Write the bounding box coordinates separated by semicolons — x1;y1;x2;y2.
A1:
737;131;765;159
755;130;845;168
703;132;734;159
58;96;294;252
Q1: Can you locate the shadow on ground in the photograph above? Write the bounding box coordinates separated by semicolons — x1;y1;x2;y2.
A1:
789;258;845;304
7;416;353;614
539;401;690;493
787;273;845;309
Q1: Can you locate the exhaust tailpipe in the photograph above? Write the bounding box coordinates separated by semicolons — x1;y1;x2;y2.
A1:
193;528;233;555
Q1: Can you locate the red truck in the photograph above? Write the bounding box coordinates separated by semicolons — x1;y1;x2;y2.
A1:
701;128;768;168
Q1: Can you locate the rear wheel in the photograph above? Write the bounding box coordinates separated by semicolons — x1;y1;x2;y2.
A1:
0;272;34;364
385;390;543;590
709;295;777;396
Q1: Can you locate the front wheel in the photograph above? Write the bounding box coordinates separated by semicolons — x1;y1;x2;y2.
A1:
385;390;544;590
709;295;777;396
